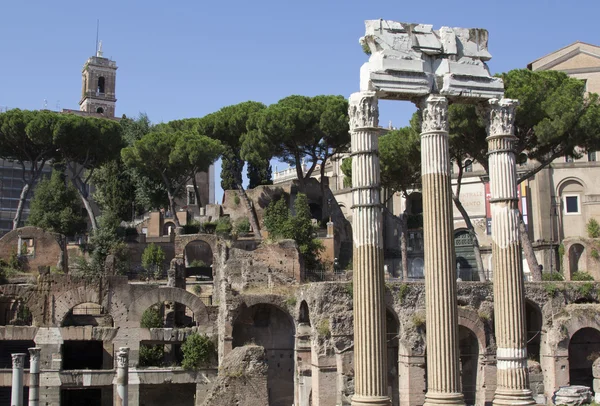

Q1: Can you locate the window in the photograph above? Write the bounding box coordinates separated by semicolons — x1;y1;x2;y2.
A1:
187;188;196;206
589;151;597;162
565;155;574;163
464;159;473;173
18;237;34;256
97;77;105;94
564;194;580;215
96;107;104;114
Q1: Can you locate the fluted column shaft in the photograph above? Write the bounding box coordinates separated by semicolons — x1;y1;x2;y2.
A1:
420;95;464;406
349;91;391;406
487;99;535;406
115;347;129;406
11;353;24;406
28;348;40;406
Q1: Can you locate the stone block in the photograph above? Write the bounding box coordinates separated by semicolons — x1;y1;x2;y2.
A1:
552;385;592;406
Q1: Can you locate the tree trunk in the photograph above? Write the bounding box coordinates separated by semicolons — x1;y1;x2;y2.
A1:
452;194;486;281
235;181;262;238
320;159;328;222
400;213;409;280
167;191;181;228
13;183;31;230
78;189;99;231
519;215;541;281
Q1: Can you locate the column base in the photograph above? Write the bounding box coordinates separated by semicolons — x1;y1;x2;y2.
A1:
493;389;536;406
424;391;465;406
351;394;392;406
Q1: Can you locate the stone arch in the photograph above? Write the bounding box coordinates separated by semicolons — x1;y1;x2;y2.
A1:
184;239;214;278
298;300;310;326
569;243;586;275
126;287;209;327
174;234;218;261
525;300;543;362
457;308;487;352
54;286;102;326
232;303;295;406
568;327;600;389
163;221;176;236
458;324;480;406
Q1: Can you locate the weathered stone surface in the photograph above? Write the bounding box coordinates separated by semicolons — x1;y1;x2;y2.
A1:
552;385;592;406
201;345;269;406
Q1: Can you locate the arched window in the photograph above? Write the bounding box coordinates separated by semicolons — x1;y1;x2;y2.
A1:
97;77;105;94
464;159;473;173
96;107;104;114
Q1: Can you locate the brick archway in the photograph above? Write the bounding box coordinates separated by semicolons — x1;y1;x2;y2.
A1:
125;287;209;327
54;285;127;327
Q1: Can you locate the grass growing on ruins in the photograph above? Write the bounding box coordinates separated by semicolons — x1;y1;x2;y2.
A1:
344;282;353;298
398;284;410;304
317;319;331;338
412;312;425;328
543;283;559;297
285;296;297;307
578;282;595;298
572;271;594;281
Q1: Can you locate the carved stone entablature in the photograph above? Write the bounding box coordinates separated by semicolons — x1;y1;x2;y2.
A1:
488;98;519;138
360;20;504;100
11;353;25;368
421;96;449;133
349;91;379;130
117;347;130;368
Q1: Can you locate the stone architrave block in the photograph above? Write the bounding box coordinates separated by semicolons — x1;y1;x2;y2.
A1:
552;385;592;406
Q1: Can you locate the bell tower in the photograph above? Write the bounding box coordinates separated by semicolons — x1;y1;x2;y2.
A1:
79;41;117;117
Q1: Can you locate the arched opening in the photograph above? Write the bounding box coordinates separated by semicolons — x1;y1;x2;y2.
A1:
455;230;477;281
459;325;479;406
184;240;213;280
309;203;323;222
387;308;400;406
0;297;32;326
97;76;105;94
569;328;600;389
62;302;113;327
464;159;473;173
299;301;310;326
409;257;424;279
233;304;295;406
163;221;176;236
525;301;542;362
139;302;197;329
569;244;586;275
96;107;104;114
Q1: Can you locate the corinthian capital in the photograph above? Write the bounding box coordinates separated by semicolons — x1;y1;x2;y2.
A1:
349;91;379;130
117;347;130;368
488;98;519;137
28;347;41;362
420;95;448;133
11;353;25;369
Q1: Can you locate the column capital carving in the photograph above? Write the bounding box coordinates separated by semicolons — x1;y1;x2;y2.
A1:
487;98;519;138
420;95;448;133
28;347;41;362
349;91;379;130
117;347;130;368
11;353;25;368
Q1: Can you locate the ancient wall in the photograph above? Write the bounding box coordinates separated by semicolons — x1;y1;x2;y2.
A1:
0;227;66;274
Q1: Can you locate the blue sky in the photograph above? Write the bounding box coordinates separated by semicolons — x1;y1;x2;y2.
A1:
1;0;599;202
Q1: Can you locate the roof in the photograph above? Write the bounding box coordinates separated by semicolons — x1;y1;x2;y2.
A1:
527;41;600;71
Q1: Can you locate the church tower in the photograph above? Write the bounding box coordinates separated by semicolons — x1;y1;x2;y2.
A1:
79;42;117;117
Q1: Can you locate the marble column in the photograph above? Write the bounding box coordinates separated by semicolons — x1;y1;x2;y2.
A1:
348;91;390;406
11;353;25;406
28;348;41;406
486;98;535;406
420;95;464;406
115;347;129;406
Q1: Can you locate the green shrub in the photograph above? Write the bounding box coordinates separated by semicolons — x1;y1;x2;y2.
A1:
578;282;595;297
234;194;241;206
544;283;559;296
558;244;565;268
142;244;166;279
398;284;410;304
344;282;353;298
182;221;201;235
189;259;208;268
181;333;216;370
234;217;251;234
592;249;600;261
193;285;203;295
202;221;217;234
412;313;425;328
587;218;600;238
542;272;564;281
215;217;232;236
140;305;163;328
572;271;594;281
139;344;164;367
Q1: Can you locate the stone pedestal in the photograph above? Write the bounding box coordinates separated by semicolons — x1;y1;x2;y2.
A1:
420;95;464;406
115;347;129;406
486;99;535;406
348;91;391;406
28;348;41;406
11;353;25;406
